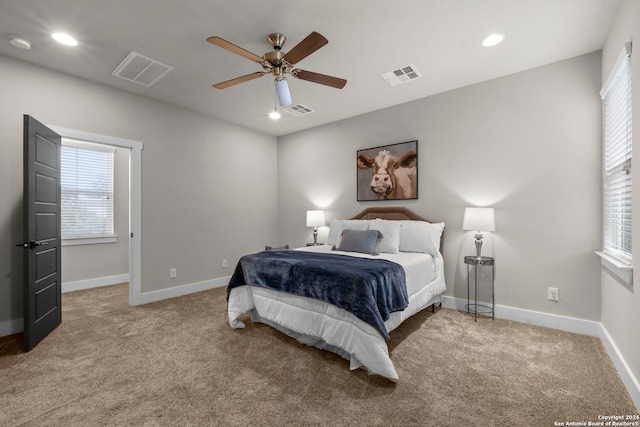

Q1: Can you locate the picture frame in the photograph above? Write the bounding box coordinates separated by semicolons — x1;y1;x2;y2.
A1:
356;140;418;201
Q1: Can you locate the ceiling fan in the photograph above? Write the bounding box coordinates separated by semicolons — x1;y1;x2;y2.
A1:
206;31;347;107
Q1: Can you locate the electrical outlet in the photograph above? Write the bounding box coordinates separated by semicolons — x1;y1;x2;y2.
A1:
222;259;228;268
170;268;177;279
548;287;559;301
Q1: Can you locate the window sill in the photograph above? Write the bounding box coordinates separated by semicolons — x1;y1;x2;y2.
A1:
62;235;117;246
595;251;633;285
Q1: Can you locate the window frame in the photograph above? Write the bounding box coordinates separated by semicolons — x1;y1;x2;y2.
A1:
597;41;633;285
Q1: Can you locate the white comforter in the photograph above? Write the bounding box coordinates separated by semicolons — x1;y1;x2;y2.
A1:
227;245;446;381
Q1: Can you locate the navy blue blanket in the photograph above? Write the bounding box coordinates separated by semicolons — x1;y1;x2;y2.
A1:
227;250;408;340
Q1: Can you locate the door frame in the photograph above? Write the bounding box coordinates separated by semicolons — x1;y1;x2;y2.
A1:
50;126;144;306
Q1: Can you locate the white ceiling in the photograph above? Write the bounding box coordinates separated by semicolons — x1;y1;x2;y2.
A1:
0;0;621;137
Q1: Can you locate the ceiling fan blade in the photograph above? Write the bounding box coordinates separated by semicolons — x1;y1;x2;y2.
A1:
282;32;328;65
207;36;265;64
292;69;347;89
213;72;267;89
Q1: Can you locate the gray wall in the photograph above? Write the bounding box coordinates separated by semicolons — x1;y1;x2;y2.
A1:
278;52;602;321
61;145;129;284
600;0;640;395
0;55;278;331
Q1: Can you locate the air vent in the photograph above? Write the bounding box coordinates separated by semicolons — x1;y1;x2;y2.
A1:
112;51;174;87
283;104;314;116
381;64;422;87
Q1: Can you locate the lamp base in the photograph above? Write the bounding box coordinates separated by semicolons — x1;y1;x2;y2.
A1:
313;228;318;245
474;233;484;258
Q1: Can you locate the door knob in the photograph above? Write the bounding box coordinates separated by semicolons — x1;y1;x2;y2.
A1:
15;241;49;249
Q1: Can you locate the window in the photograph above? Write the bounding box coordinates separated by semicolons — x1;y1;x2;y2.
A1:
599;42;632;277
61;139;115;245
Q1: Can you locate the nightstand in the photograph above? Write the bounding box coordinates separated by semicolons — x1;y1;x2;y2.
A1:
464;256;495;322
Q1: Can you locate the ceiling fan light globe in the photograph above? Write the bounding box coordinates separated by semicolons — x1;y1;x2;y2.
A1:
275;77;292;107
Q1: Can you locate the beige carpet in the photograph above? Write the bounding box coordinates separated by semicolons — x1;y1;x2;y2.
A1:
0;284;637;426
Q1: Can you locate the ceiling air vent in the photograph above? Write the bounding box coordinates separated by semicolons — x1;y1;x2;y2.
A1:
112;51;174;87
381;64;422;87
283;104;314;116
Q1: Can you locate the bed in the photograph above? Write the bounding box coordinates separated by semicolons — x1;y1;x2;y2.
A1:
227;207;446;381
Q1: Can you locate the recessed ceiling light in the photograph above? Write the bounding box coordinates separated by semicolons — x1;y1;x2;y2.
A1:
51;32;78;46
269;110;281;120
482;33;504;47
8;35;31;50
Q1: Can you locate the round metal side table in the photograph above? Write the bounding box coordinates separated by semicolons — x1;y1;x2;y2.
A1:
464;256;495;322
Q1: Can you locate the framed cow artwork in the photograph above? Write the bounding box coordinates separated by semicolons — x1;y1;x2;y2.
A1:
356;140;418;201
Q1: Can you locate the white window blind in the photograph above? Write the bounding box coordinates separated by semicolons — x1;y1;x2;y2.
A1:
601;42;632;264
61;140;115;240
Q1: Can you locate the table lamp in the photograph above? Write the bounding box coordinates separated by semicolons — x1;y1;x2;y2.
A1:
306;210;326;245
462;207;495;258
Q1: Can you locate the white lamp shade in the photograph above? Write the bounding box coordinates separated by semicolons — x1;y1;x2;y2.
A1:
462;207;495;232
306;210;326;227
275;77;292;107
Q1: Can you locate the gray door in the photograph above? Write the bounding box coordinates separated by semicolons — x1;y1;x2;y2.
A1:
20;115;62;351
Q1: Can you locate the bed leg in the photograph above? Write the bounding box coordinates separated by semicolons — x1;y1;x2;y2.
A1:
431;301;442;313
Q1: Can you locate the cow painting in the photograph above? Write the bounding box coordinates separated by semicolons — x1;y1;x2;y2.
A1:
357;141;418;201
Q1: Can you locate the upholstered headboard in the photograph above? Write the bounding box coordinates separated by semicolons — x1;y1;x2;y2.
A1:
351;207;444;254
351;206;429;221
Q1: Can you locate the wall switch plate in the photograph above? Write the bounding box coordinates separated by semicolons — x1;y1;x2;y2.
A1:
548;287;559;301
170;268;176;279
222;259;228;268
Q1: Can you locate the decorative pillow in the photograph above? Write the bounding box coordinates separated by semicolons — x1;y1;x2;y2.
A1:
399;221;445;256
265;244;290;251
371;219;401;254
327;219;370;246
334;229;382;255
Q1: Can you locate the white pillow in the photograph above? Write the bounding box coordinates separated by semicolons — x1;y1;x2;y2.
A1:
326;219;370;246
371;219;401;254
399;221;445;256
326;218;342;246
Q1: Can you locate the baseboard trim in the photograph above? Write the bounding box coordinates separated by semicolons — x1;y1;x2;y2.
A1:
62;274;130;293
136;276;230;305
599;324;640;410
0;318;23;337
441;295;639;411
441;296;600;336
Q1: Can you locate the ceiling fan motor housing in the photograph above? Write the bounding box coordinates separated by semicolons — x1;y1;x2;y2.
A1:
263;51;283;67
264;34;288;76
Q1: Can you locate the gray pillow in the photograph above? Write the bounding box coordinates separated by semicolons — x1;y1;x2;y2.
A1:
333;229;382;255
